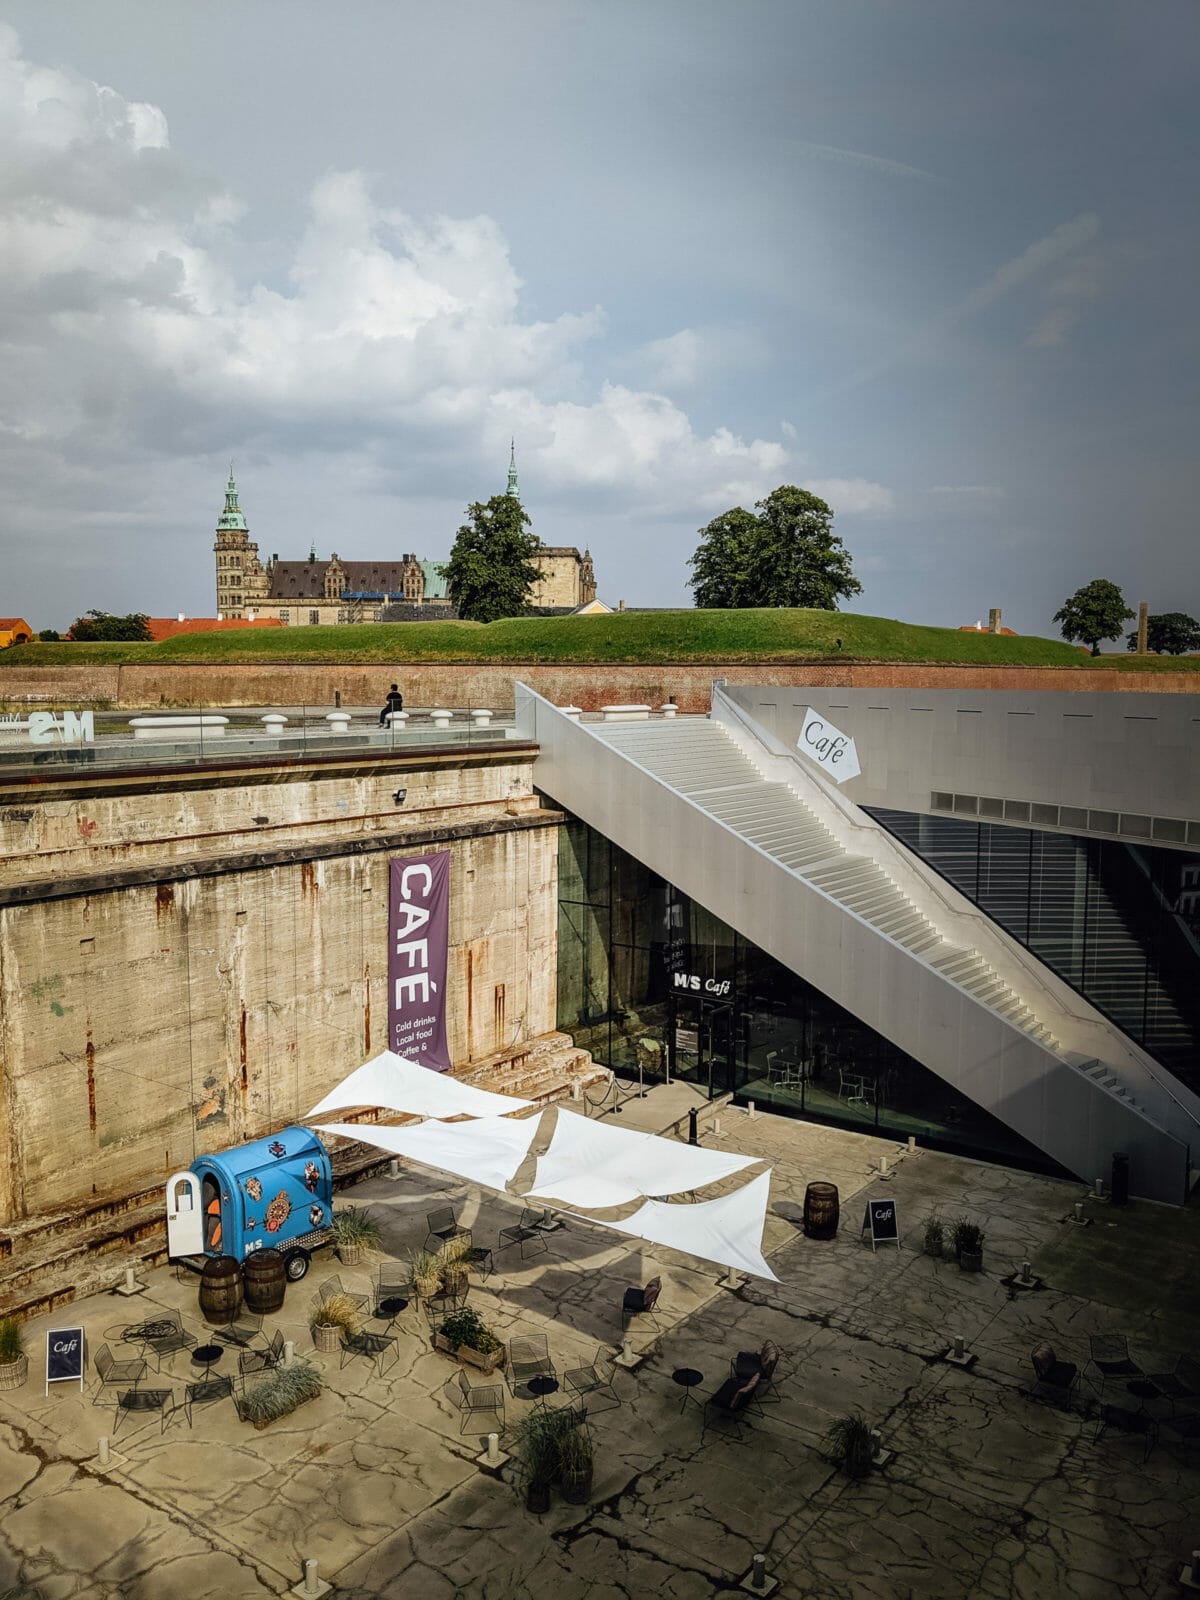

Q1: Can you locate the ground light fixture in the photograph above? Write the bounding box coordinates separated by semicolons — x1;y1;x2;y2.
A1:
393;788;407;805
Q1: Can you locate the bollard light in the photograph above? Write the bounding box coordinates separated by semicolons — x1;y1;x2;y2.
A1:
747;1099;756;1120
301;1558;321;1598
870;1428;883;1459
98;1436;110;1466
388;1159;400;1178
908;1135;916;1151
713;1117;722;1135
953;1335;965;1359
124;1266;136;1293
879;1155;889;1177
1020;1260;1032;1282
751;1554;768;1590
1094;1177;1104;1197
486;1432;500;1464
571;1080;581;1100
283;1339;295;1366
622;1336;633;1362
1074;1202;1084;1221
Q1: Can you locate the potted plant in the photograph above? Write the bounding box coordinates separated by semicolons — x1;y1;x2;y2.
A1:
512;1408;563;1514
238;1361;324;1429
331;1205;383;1267
310;1291;360;1353
950;1218;985;1273
920;1213;945;1259
0;1317;27;1390
411;1248;443;1299
822;1412;874;1479
557;1422;594;1505
434;1307;506;1374
437;1232;472;1296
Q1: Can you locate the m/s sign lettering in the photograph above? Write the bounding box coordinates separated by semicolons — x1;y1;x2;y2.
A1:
797;707;861;783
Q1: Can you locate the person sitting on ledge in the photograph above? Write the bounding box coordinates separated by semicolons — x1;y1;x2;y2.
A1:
380;684;404;727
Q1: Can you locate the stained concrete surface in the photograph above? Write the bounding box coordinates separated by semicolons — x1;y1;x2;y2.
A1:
0;1095;1195;1599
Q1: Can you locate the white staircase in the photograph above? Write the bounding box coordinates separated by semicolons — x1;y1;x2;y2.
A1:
514;682;1196;1201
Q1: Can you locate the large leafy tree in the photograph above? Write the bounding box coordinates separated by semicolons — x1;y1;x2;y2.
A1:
688;486;862;610
1052;579;1133;656
440;494;544;624
1125;612;1200;655
67;609;152;642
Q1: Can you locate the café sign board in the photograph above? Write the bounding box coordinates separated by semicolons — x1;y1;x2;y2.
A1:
797;707;860;783
45;1326;85;1394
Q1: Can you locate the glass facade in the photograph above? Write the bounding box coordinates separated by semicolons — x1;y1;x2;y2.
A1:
556;815;1059;1174
869;810;1200;1096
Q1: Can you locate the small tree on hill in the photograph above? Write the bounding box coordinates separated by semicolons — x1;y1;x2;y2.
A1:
1052;579;1133;656
67;610;152;642
37;629;61;642
1125;612;1200;655
688;486;862;610
441;494;544;624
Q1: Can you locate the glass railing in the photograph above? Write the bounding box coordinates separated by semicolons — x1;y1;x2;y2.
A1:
0;703;520;778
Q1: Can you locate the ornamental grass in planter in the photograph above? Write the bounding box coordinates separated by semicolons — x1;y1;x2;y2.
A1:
331;1205;383;1266
437;1231;473;1295
823;1412;874;1479
0;1318;27;1391
410;1249;443;1299
239;1360;323;1429
310;1291;361;1353
557;1424;594;1505
512;1407;573;1514
920;1213;945;1259
950;1218;985;1272
434;1307;505;1374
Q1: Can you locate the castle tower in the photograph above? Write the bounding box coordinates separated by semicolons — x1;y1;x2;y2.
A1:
507;439;519;499
212;467;266;618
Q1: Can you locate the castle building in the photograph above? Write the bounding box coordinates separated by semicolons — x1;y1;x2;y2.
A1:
212;454;597;624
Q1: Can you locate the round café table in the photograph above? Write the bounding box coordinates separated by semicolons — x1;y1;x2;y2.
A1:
527;1374;560;1408
672;1367;704;1412
190;1343;224;1379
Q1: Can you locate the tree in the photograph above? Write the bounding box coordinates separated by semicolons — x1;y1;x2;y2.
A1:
1125;612;1200;655
688;486;862;610
37;629;60;642
440;494;544;624
1052;579;1133;656
67;610;152;642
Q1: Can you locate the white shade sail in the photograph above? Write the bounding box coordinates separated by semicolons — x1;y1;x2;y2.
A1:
614;1169;778;1281
313;1114;540;1194
527;1107;758;1209
306;1050;534;1120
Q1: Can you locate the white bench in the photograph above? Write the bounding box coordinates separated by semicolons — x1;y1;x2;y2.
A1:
660;702;678;719
324;712;352;733
469;709;493;728
559;705;582;721
260;714;288;730
383;711;409;730
600;704;651;723
129;715;228;741
430;709;454;730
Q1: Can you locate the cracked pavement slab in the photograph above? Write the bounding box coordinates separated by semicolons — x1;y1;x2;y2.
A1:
0;1098;1196;1598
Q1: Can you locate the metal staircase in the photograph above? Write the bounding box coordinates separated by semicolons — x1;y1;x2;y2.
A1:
515;683;1198;1201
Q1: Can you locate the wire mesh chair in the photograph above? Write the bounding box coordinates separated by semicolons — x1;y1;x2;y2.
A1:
497;1209;548;1261
1084;1334;1143;1400
92;1343;147;1407
315;1274;369;1317
507;1333;556;1402
563;1346;621;1414
448;1369;506;1435
425;1207;470;1254
238;1328;286;1390
621;1275;662;1334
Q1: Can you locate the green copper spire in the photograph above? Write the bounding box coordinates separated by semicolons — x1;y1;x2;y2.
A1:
216;464;248;533
506;439;519;499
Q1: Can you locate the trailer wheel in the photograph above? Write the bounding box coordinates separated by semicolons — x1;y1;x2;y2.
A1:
283;1249;310;1282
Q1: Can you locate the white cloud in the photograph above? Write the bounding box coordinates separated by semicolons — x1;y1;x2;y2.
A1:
790;140;941;184
807;478;894;515
953;213;1099;324
1027;254;1104;348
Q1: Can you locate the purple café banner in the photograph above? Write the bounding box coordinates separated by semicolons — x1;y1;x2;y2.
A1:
388;851;451;1072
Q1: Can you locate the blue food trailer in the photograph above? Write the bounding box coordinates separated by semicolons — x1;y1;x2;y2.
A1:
165;1126;334;1281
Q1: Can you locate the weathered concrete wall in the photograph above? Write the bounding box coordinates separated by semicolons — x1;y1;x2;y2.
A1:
0;754;560;1226
1;659;1197;714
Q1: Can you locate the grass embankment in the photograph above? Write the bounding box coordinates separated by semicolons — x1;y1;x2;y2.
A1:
1;608;1173;668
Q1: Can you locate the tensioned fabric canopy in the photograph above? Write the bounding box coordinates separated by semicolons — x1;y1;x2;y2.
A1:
313;1114;540;1194
526;1106;758;1209
610;1170;778;1282
306;1050;534;1121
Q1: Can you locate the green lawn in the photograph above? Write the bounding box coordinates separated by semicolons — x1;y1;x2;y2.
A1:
3;609;1195;667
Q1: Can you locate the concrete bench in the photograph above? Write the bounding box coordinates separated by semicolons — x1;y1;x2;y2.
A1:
430;709;454;730
600;704;651;723
559;705;582;721
324;712;352;733
660;702;679;719
260;714;288;730
469;709;493;728
129;716;229;741
383;711;409;730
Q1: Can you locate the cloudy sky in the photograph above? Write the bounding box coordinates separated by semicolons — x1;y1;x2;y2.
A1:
1;2;1196;635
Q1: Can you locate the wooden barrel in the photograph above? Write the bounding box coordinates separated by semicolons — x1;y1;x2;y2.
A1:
199;1255;243;1326
803;1182;840;1240
243;1248;286;1314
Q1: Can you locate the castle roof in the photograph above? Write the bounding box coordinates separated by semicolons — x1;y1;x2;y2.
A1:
267;560;447;600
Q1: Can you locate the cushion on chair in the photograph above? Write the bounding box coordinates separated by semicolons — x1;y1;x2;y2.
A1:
1031;1344;1057;1380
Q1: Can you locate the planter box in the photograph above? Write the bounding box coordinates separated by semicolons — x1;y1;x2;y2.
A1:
311;1323;344;1354
336;1243;364;1267
238;1393;319;1431
434;1332;506;1374
0;1355;27;1391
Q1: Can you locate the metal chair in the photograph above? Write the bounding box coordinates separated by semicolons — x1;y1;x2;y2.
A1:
340;1330;399;1378
621;1275;662;1334
1143;1354;1200;1416
238;1328;286;1390
1084;1334;1142;1400
92;1343;147;1406
142;1311;197;1372
182;1374;235;1426
373;1265;413;1326
216;1310;264;1349
1030;1343;1081;1410
497;1209;548;1261
701;1373;761;1442
112;1386;174;1435
316;1275;369;1317
563;1346;621;1414
507;1333;556;1402
425;1207;470;1255
730;1340;781;1403
448;1369;505;1435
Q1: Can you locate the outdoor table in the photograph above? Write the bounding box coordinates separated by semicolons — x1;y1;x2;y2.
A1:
672;1367;704;1412
191;1343;224;1377
527;1375;560;1409
376;1295;409;1322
